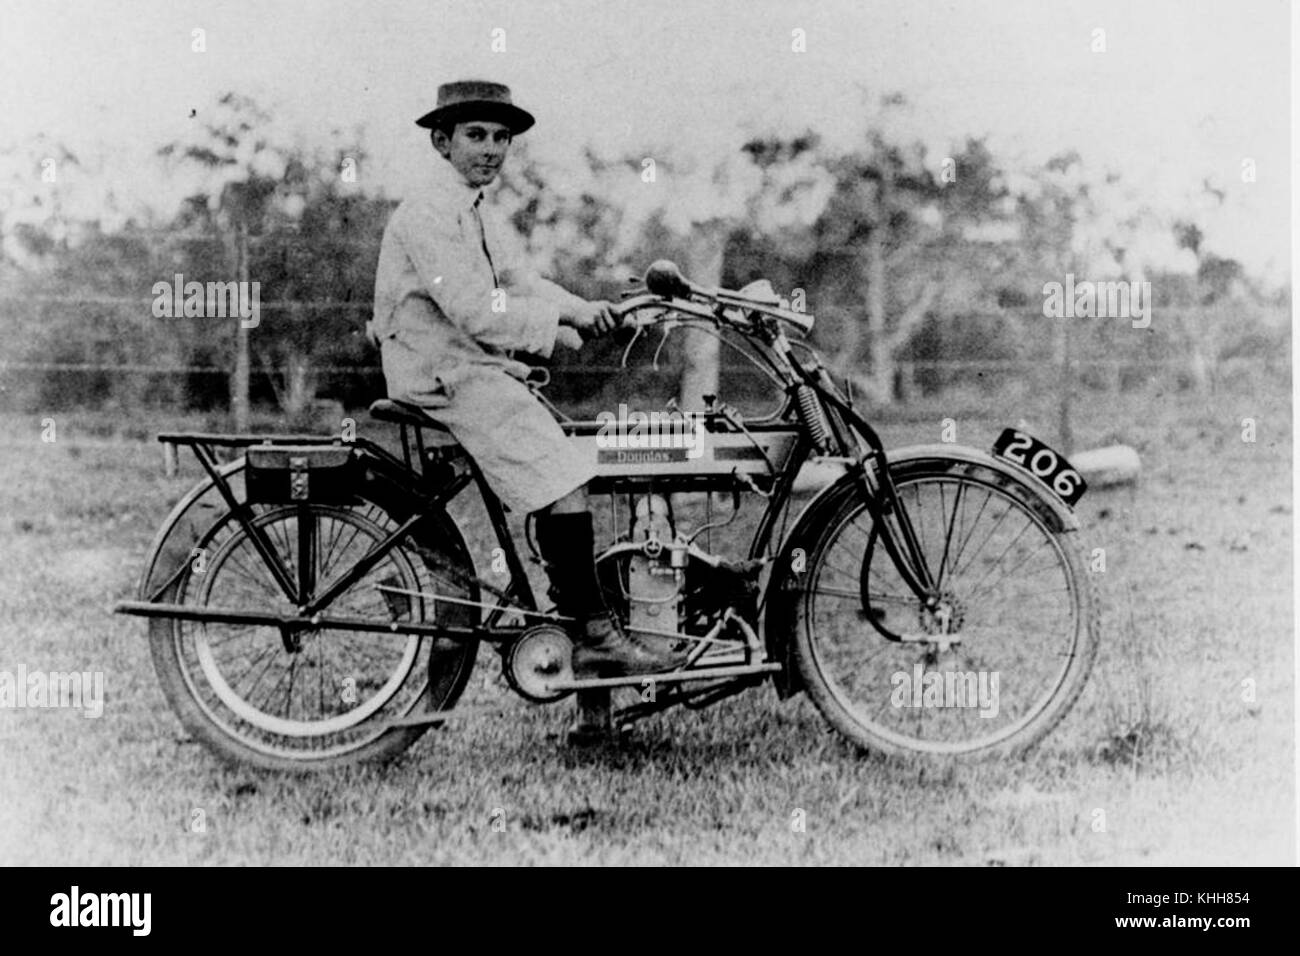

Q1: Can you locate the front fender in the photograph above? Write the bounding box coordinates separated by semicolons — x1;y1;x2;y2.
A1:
877;443;1079;532
786;443;1078;542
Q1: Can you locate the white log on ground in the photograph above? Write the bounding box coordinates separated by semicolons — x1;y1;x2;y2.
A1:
1070;444;1141;489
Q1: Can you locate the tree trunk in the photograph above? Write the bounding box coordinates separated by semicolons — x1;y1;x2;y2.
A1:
883;282;937;407
1056;311;1074;455
284;350;315;419
864;219;890;405
231;220;251;432
676;226;727;411
1186;345;1209;391
895;361;914;403
281;302;314;419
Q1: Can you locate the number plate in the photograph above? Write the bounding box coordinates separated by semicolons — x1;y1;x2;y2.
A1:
991;429;1087;507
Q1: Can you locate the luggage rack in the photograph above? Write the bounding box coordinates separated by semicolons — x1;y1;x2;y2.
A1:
156;431;356;477
123;428;478;626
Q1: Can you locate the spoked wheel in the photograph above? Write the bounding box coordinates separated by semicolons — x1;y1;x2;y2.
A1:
791;461;1098;757
149;479;479;771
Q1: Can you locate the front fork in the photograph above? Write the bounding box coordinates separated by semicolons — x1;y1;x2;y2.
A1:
789;350;940;610
821;438;939;625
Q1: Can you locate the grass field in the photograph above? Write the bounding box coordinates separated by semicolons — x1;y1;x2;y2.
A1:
0;377;1293;865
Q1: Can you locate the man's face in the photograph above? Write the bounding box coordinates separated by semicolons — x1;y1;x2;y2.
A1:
433;120;512;188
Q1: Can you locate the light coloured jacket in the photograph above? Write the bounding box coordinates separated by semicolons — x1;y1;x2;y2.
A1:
368;157;586;383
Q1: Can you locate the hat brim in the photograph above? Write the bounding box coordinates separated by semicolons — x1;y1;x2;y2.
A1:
415;101;535;134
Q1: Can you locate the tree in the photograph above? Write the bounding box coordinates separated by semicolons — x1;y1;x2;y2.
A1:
158;93;286;429
804;119;1020;404
0;135;87;268
248;145;389;419
158;92;386;424
549;132;832;412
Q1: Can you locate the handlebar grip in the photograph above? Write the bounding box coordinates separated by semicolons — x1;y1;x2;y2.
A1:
645;260;693;298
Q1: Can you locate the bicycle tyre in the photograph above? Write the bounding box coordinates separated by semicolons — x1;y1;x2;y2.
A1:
146;462;480;771
789;458;1099;758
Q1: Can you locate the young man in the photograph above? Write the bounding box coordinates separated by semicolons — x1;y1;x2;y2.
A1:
368;81;676;736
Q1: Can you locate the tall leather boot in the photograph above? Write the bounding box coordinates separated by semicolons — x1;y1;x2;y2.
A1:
534;511;674;678
534;511;675;745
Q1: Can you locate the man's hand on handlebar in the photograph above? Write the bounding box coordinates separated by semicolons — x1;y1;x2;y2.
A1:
561;300;620;340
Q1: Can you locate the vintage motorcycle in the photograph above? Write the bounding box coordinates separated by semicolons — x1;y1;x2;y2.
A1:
114;261;1099;770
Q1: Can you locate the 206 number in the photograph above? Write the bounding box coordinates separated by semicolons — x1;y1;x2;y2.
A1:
992;429;1087;506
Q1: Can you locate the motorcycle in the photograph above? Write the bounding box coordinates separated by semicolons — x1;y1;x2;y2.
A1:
114;260;1098;770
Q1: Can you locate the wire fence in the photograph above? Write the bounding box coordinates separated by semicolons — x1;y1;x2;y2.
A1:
0;282;1288;446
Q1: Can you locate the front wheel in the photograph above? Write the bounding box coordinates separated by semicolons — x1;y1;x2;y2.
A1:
790;460;1099;757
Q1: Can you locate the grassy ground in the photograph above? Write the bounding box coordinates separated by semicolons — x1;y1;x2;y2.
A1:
0;376;1292;865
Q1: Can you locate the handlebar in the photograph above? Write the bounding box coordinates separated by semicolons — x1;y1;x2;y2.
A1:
607;293;714;326
607;260;815;336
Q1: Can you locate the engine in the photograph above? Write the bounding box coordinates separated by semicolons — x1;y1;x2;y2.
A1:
599;493;762;649
626;493;681;637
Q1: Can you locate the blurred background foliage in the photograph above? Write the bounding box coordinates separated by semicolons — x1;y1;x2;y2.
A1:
0;90;1288;424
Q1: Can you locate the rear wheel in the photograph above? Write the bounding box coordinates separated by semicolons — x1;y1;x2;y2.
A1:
790;461;1098;757
148;466;479;771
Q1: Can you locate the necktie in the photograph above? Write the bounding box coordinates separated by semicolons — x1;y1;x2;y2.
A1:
471;193;499;288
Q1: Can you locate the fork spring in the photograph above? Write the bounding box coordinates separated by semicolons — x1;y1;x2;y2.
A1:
795;384;831;451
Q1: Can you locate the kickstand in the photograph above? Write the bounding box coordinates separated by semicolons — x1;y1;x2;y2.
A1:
568;687;615;744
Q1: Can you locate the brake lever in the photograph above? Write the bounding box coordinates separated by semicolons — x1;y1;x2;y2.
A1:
619;323;645;368
651;320;675;371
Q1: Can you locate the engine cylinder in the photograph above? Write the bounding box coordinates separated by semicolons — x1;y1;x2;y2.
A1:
628;494;680;635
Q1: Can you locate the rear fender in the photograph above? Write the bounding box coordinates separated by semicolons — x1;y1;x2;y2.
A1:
137;458;247;603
